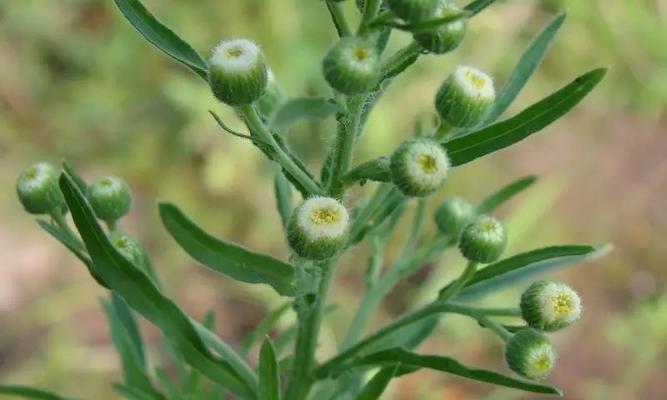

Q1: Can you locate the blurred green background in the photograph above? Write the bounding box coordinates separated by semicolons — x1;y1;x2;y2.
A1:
1;0;666;399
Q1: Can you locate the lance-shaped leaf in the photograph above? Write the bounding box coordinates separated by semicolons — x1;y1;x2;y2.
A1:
483;13;567;123
159;202;296;296
353;364;400;400
0;386;81;400
270;97;340;127
58;173;256;399
456;244;611;300
274;171;293;230
242;301;292;355
113;0;208;79
340;348;562;396
258;339;281;400
444;68;607;166
465;0;497;16
476;175;537;214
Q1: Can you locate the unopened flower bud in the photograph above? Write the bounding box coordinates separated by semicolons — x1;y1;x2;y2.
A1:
521;281;582;332
16;162;65;215
435;196;475;237
390;138;450;197
87;176;132;222
387;0;440;22
505;329;556;380
458;215;506;263
414;1;467;54
109;231;144;267
323;37;381;95
435;65;495;127
287;197;350;260
208;39;268;106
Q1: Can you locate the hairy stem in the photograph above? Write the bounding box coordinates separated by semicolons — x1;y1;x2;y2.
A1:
239;104;323;196
327;95;366;197
326;1;352;37
358;0;382;35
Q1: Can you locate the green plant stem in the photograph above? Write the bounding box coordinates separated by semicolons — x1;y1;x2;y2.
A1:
328;95;366;197
317;302;511;376
284;260;336;400
50;209;84;249
438;261;479;300
358;0;382;35
239;104;323;196
475;307;522;317
380;41;422;80
347;184;395;243
326;1;352;37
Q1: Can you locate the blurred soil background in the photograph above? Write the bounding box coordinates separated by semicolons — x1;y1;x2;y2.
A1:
0;0;666;399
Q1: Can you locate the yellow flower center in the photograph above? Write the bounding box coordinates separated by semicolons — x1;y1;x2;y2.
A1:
353;47;370;61
226;46;244;58
551;294;573;315
464;70;487;89
533;354;553;372
417;154;438;174
25;167;38;179
310;207;340;226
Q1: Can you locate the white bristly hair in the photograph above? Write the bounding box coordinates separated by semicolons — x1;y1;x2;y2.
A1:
405;141;450;188
453;65;495;99
538;282;583;324
297;196;349;240
209;39;261;73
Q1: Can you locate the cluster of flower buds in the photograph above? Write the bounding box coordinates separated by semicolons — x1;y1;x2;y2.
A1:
390;138;450;197
436;65;495;127
434;196;476;238
87;176;132;224
458;215;507;263
287;196;350;260
323;37;381;95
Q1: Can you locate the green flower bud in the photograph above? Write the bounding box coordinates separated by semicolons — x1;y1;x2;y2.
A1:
458;215;507;263
323;37;381;95
87;176;132;222
435;65;495;127
413;1;467;54
256;69;285;117
387;0;439;22
16;162;65;215
505;329;556;380
521;280;582;332
287;196;350;260
109;231;144;266
390;138;450;197
208;39;268;106
435;196;475;237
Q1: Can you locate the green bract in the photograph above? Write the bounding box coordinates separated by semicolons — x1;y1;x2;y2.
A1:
520;280;582;331
435;196;475;237
16;162;65;215
436;65;495;127
413;0;467;54
323;37;381;95
287;196;350;260
505;329;556;380
390;138;450;197
87;176;132;222
459;215;507;263
12;0;609;399
208;39;268;105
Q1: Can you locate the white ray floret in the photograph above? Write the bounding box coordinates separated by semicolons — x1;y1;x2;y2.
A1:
296;196;349;241
453;65;495;99
210;39;261;72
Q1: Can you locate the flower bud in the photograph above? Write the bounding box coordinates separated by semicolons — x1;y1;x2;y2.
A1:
323;37;381;95
505;329;556;380
16;162;66;215
435;196;475;237
521;280;582;332
413;1;467;54
287;197;350;260
109;231;144;267
208;39;268;106
390;138;450;197
387;0;439;22
435;65;495;127
87;176;132;222
458;215;507;263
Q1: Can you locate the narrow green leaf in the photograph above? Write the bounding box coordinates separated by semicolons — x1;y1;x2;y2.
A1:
476;175;537;214
113;0;207;79
0;386;80;400
158;202;296;296
353;364;400;400
112;383;156;400
155;369;180;400
344;348;562;395
457;245;611;300
58;173;255;399
259;338;281;400
465;0;497;16
444;68;607;166
344;157;392;185
242;301;292;355
270;97;340;127
483;13;567;123
274;171;293;230
111;293;146;366
62;161;88;193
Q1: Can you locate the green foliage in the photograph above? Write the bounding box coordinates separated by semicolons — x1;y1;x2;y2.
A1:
12;0;611;399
